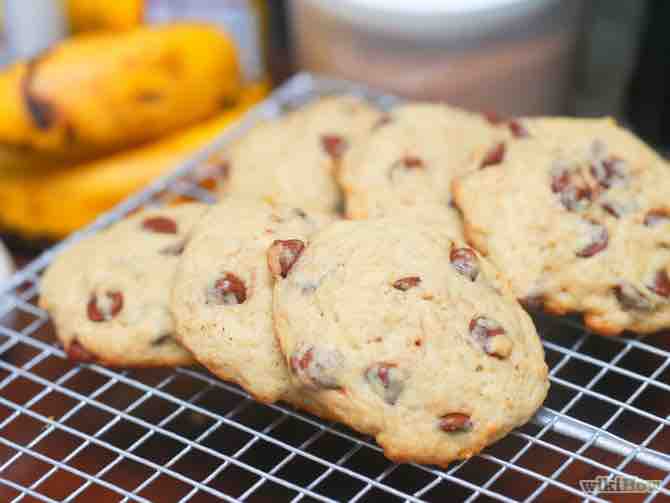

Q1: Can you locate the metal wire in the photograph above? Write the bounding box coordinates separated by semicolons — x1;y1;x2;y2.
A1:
0;74;668;502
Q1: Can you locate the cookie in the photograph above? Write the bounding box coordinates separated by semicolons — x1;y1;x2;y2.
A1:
40;204;207;366
272;217;548;466
339;103;507;219
375;202;465;241
452;117;670;335
216;95;382;213
171;198;332;403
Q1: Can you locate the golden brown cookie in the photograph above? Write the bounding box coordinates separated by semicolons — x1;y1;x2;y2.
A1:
340;103;507;219
273;217;548;466
40;204;206;366
217;95;381;213
171;198;333;403
453;117;670;335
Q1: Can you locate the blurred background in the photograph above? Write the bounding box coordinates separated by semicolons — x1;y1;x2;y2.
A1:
0;0;666;276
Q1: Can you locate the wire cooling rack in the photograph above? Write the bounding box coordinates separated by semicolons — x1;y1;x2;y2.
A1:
0;74;668;503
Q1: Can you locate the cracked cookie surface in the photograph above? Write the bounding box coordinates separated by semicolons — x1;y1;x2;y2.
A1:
272;217;548;466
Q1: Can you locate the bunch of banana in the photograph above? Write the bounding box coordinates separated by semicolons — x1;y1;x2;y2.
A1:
0;23;241;159
0;83;267;239
0;23;266;241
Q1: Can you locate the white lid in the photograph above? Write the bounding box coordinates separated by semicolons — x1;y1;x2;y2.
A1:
302;0;560;41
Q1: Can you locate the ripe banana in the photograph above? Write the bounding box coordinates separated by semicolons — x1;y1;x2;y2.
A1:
0;23;241;158
0;82;267;239
67;0;143;33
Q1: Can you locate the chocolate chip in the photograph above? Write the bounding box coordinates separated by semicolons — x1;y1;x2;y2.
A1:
550;170;570;193
392;276;421;291
590;157;626;189
480;142;506;168
365;363;405;405
142;216;178;234
292;346;313;371
508;120;529;138
469;316;510;358
321;134;347;160
601;202;623;218
551;167;592;211
289;345;342;390
267;239;305;279
647;270;670;298
388;156;425;180
576;221;608;258
87;298;104;322
402;156;424;169
450;247;479;281
212;273;247;305
439;413;473;432
87;291;123;322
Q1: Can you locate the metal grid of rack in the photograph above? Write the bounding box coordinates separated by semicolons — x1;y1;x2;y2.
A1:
0;74;668;502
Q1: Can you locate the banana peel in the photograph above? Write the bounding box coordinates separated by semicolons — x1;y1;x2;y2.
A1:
0;23;241;159
0;82;268;240
67;0;144;33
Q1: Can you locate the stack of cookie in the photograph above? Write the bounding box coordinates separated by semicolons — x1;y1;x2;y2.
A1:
40;94;669;467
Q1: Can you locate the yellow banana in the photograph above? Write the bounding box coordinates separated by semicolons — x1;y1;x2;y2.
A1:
0;82;268;239
67;0;144;33
0;24;241;158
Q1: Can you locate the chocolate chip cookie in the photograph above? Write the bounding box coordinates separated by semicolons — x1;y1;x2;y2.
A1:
272;217;548;466
376;202;465;240
216;95;381;213
40;204;206;366
171;198;332;403
453;117;670;335
339;103;506;219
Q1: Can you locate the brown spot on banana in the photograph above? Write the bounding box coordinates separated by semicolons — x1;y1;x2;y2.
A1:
22;55;56;130
136;91;163;103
